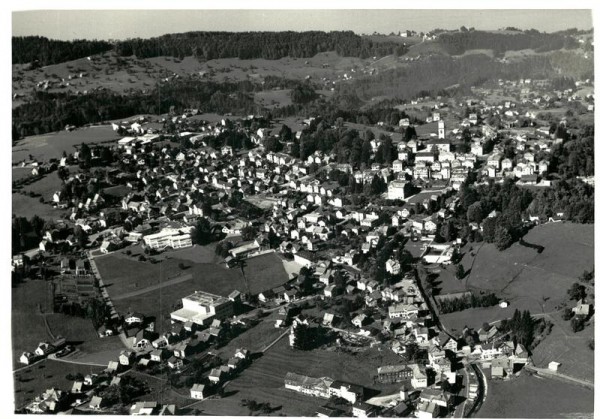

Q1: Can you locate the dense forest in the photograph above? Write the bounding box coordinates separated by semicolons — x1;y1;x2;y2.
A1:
436;30;578;55
12;36;113;66
114;31;407;60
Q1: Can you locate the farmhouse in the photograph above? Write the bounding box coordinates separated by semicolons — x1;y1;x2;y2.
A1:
284;372;334;399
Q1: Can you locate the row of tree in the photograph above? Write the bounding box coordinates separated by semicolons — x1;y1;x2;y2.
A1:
437;292;500;314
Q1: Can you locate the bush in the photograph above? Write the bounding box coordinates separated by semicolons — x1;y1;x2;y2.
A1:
562;307;574;321
570;316;585;333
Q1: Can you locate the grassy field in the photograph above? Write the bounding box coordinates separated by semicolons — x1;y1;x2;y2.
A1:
254;89;293;109
12;125;120;162
12;167;33;181
12;280;53;368
200;337;401;416
244;253;290;295
475;371;593;418
531;312;594;383
14;359;104;409
160;244;220;265
12;193;66;220
94;251;197;297
214;311;284;360
20;170;68;200
439;222;594;332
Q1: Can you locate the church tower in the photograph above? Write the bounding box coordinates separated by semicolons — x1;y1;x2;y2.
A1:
438;120;445;139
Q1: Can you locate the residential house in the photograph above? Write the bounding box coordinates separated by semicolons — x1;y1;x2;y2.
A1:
130;401;158;415
190;384;206;400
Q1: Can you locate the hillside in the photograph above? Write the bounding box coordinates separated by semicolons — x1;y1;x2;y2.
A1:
11;29;593;136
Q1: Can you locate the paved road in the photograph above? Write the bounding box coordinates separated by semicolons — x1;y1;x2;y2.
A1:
413;266;485;418
47;354;107;367
453;364;470;418
111;273;193;301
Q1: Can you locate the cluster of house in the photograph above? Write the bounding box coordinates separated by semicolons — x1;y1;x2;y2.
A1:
19;336;67;366
26;376;178;415
193;348;252;400
283;365;448;418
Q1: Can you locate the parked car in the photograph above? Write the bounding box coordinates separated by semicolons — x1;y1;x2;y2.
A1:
55;345;73;358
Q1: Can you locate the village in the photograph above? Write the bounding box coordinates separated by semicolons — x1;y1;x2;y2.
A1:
11;72;595;417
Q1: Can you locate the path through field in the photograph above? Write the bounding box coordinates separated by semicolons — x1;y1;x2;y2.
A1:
111;273;193;301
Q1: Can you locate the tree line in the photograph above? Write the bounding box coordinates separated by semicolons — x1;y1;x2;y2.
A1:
436;30;578;55
12;36;112;66
114;31;406;60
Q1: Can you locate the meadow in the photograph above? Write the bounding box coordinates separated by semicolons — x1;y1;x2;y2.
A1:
12;125;120;162
439;222;594;333
475;371;593;418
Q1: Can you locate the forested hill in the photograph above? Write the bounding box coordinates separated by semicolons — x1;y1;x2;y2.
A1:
436;30;579;55
113;31;407;60
13;30;583;66
12;36;113;66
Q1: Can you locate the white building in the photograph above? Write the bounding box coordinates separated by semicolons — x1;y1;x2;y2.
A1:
387;180;409;200
143;228;192;250
170;291;234;326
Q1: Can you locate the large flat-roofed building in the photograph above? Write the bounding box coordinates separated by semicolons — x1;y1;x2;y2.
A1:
143;228;192;250
170;291;234;326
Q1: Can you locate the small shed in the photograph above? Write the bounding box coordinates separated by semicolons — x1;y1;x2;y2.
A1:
548;361;561;372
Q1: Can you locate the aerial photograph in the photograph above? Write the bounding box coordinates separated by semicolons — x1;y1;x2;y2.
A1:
10;7;595;417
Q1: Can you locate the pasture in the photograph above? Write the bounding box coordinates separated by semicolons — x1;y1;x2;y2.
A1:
20;171;65;200
439;222;594;332
12;193;65;220
12;125;120;162
475;371;593;418
531;312;594;383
